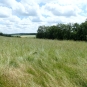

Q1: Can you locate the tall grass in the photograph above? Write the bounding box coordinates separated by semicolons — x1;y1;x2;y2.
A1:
0;36;87;87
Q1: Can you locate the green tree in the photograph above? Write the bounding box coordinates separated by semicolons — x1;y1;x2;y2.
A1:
36;19;87;41
36;25;46;38
0;32;3;36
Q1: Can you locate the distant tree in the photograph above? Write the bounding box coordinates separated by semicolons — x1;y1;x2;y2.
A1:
71;23;80;40
78;20;87;41
36;25;46;38
0;32;3;36
48;25;58;39
36;19;87;41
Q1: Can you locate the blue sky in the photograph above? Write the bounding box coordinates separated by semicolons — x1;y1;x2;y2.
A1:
0;0;87;34
16;0;20;1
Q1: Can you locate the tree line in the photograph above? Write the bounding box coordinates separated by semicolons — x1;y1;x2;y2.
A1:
0;33;37;37
36;19;87;41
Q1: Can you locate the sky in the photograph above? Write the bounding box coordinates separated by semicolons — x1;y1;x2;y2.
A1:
0;0;87;34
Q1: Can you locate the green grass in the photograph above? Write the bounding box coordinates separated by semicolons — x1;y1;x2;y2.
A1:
0;36;87;87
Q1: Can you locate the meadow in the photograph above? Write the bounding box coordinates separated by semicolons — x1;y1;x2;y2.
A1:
11;35;36;38
0;36;87;87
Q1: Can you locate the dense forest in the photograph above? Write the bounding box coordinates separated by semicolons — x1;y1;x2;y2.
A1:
36;19;87;41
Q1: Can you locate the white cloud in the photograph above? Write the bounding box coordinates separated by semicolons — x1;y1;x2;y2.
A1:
13;2;38;16
43;3;78;17
0;6;12;18
0;0;87;33
9;15;21;23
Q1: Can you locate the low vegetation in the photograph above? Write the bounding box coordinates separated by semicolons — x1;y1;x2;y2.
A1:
0;36;87;87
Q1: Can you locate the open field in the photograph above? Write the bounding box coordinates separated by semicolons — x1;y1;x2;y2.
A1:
11;35;36;38
0;36;87;87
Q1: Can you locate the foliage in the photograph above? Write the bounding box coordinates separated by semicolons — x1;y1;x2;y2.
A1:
0;32;3;36
36;19;87;41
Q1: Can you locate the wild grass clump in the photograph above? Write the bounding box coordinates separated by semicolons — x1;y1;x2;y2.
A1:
0;36;87;87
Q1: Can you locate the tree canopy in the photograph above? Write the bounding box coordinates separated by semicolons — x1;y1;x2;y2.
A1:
36;19;87;41
0;32;3;36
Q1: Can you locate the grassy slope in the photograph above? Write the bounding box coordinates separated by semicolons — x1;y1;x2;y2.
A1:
0;36;87;87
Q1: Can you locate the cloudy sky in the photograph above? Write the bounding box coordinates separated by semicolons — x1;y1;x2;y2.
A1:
0;0;87;34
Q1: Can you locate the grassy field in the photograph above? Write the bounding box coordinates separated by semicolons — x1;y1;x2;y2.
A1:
0;36;87;87
11;35;36;38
